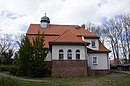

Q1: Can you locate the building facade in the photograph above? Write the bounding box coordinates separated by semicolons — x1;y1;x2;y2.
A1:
27;14;111;77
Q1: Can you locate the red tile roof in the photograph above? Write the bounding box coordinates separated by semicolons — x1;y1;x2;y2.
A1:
27;24;110;52
27;35;58;48
99;41;110;52
27;24;97;37
87;40;111;53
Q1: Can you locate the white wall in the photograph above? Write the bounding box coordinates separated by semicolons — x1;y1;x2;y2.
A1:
46;45;110;70
88;53;110;70
45;51;52;61
84;39;99;50
52;45;86;60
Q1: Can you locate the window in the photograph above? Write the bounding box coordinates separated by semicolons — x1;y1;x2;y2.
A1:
59;49;64;59
93;57;98;65
91;40;96;48
76;50;80;59
67;49;72;59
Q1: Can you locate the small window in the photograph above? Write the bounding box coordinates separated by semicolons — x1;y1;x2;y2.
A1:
67;49;72;59
59;49;64;59
93;57;98;65
92;40;96;48
76;50;80;59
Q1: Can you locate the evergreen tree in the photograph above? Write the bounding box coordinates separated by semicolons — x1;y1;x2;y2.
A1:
16;32;48;77
31;32;48;77
16;36;32;76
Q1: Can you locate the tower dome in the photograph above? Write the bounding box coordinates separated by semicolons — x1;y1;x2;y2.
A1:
40;13;50;28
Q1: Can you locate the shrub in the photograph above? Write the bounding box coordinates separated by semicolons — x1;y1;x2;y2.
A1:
0;65;16;72
9;66;17;75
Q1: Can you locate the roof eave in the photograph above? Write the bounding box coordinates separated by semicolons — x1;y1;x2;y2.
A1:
87;48;111;53
84;36;100;39
49;42;89;46
88;51;111;53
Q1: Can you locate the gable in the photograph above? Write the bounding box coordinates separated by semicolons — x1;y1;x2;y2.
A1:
52;29;84;43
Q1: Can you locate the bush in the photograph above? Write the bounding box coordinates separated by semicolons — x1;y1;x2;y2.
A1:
0;77;18;86
9;67;17;75
0;65;16;72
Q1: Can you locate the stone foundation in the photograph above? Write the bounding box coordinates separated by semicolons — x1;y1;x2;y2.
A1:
94;70;110;75
52;60;87;77
88;68;110;76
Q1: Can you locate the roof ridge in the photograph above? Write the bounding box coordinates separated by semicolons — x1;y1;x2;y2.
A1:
52;29;69;42
66;29;84;41
99;40;109;51
66;29;75;35
30;23;81;27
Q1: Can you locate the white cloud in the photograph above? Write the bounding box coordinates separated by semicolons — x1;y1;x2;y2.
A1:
0;0;39;15
0;0;130;34
99;0;130;18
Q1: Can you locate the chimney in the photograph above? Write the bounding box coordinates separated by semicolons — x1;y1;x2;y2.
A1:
81;24;85;29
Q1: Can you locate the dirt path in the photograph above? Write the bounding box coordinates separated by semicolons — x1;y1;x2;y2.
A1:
106;73;127;77
0;72;52;82
0;72;128;83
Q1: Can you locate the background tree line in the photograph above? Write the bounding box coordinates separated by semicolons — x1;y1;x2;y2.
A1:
87;13;130;64
0;34;14;65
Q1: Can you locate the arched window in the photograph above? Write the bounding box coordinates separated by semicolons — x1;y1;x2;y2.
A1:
59;49;64;59
76;50;80;59
67;49;72;59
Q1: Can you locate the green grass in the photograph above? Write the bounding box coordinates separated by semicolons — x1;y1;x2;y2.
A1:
0;77;18;86
0;73;130;86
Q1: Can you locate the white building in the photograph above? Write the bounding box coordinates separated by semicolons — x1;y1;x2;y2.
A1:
27;14;111;77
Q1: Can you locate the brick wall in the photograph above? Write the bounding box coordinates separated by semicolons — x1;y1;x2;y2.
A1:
44;61;52;75
52;60;87;77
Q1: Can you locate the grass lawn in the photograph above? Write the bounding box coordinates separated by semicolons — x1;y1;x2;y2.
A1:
0;73;130;86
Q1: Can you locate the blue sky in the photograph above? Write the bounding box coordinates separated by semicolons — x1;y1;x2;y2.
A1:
0;0;130;34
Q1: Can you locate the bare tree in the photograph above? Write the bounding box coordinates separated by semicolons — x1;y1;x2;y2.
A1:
87;14;130;64
122;14;130;63
0;34;14;64
102;17;123;64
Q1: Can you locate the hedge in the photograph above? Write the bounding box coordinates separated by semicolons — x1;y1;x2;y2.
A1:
0;65;16;72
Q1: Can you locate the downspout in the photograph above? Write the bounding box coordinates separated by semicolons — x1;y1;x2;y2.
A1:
84;43;88;76
107;53;110;74
49;44;53;76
